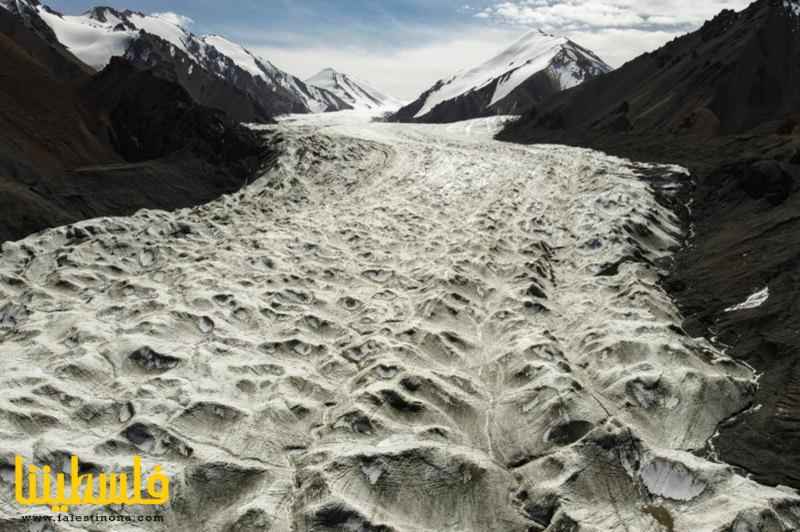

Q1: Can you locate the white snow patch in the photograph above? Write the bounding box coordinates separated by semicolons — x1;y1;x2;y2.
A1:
31;5;194;69
127;11;191;54
361;461;384;485
201;34;268;80
724;287;769;313
443;115;519;138
36;8;134;69
641;458;707;501
149;11;193;29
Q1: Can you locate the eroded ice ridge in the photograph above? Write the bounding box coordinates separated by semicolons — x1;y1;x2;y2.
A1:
0;116;798;531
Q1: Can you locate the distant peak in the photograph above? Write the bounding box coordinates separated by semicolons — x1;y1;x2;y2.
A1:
313;68;340;78
202;34;243;49
307;68;342;82
86;6;128;21
509;28;567;50
520;28;558;39
85;6;147;24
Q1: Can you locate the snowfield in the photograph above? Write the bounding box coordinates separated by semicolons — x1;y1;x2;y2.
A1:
1;114;798;531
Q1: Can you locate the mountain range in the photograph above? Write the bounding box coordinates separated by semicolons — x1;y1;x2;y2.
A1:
20;2;350;119
2;0;402;123
392;30;611;123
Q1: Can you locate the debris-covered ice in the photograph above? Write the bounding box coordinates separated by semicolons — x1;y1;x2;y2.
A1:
0;114;797;531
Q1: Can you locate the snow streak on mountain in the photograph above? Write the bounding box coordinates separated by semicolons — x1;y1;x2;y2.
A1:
393;30;611;123
306;68;403;111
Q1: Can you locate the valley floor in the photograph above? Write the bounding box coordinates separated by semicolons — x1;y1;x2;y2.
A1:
0;113;798;531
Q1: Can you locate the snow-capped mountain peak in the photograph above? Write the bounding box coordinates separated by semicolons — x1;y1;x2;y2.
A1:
85;6;141;25
420;29;609;118
199;34;274;79
393;28;611;123
26;4;195;68
306;67;402;111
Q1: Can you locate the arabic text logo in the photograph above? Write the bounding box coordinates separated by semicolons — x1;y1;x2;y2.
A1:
15;455;169;513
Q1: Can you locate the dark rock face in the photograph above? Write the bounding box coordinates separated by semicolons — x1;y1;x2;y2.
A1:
86;57;267;176
667;157;800;489
491;69;561;116
498;0;800;491
85;5;140;27
392;79;498;124
0;0;90;80
0;6;117;178
392;71;561;124
0;7;271;244
123;34;275;124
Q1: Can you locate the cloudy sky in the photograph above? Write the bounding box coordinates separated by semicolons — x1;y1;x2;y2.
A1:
49;0;753;99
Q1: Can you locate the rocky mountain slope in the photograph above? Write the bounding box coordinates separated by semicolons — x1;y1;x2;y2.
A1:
0;3;269;243
500;0;800;491
306;68;403;111
392;30;610;123
3;1;351;120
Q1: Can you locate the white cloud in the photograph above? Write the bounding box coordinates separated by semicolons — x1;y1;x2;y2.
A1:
477;0;752;30
565;28;683;68
152;12;194;29
469;0;754;68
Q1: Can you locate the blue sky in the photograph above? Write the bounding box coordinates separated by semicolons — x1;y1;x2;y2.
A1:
48;0;489;49
46;0;753;99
